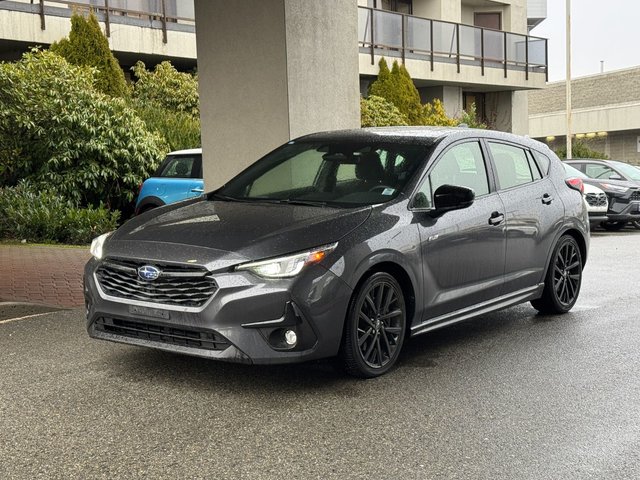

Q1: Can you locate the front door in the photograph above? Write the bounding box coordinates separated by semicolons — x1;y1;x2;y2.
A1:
414;140;506;322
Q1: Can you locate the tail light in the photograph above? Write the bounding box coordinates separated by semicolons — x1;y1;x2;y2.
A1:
565;177;584;194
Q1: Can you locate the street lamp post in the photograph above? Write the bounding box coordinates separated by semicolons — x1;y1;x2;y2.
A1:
566;0;572;159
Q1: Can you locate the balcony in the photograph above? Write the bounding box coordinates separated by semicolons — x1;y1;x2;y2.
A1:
358;6;548;89
0;0;196;68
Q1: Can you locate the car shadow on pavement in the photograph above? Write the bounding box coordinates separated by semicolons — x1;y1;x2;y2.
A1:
97;304;571;391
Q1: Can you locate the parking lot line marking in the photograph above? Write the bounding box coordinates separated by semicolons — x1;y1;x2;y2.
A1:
0;312;56;324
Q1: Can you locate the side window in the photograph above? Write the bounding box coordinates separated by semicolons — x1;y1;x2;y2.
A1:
489;142;534;190
526;151;542;180
157;155;199;179
585;164;617;179
531;150;551;175
336;164;356;182
249;150;323;196
414;141;489;209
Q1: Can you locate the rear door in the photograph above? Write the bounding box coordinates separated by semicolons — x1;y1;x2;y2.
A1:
486;140;564;294
156;153;204;203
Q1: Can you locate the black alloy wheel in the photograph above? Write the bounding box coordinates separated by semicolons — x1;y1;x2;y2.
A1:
631;220;640;230
340;272;406;378
531;235;582;314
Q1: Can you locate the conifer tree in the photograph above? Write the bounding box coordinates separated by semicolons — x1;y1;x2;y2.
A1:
368;58;424;125
51;12;128;97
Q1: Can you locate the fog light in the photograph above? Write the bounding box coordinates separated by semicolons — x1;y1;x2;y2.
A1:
284;329;297;346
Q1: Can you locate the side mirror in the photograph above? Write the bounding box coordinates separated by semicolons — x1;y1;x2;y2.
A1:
609;174;623;180
431;184;475;216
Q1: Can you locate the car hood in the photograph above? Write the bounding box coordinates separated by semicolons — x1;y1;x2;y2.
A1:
108;198;370;270
582;183;605;195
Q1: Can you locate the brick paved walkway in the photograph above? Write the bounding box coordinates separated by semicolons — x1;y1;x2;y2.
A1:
0;245;91;308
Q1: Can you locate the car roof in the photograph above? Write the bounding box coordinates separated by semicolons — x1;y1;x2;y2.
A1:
565;158;610;163
295;126;550;152
168;148;202;156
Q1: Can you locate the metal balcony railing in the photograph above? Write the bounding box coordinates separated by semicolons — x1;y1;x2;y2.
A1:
1;0;195;44
358;6;548;81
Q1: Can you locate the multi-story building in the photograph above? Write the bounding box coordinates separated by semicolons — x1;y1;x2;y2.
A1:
1;0;548;187
0;0;196;71
529;67;640;164
357;0;548;134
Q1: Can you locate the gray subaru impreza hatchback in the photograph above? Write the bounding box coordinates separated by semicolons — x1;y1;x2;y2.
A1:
84;127;589;377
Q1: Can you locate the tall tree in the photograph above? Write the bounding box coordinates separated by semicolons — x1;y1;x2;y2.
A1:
51;12;128;97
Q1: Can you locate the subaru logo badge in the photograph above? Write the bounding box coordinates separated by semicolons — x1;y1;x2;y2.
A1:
138;265;160;281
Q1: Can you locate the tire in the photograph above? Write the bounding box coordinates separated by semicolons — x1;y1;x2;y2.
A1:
631;220;640;230
531;235;583;314
339;272;406;378
601;221;627;231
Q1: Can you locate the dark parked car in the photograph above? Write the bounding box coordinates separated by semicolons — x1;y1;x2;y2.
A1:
85;127;589;378
565;159;640;231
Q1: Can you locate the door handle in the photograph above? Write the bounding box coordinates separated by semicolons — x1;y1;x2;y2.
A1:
542;193;554;205
488;211;504;226
191;188;205;193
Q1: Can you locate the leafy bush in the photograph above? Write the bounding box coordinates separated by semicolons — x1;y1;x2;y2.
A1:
133;102;201;151
0;49;167;211
422;99;458;127
360;95;409;127
131;61;201;151
457;103;487;129
0;183;119;244
132;61;199;117
51;12;128;97
555;140;608;159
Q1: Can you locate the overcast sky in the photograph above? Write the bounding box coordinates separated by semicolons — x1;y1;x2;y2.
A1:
530;0;640;82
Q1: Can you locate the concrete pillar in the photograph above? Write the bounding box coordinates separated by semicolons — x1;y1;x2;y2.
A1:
194;0;360;190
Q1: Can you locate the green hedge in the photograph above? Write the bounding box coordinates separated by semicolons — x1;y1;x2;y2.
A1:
0;183;119;244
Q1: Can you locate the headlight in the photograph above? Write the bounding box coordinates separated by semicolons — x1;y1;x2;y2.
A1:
236;243;338;279
90;232;113;260
600;183;628;194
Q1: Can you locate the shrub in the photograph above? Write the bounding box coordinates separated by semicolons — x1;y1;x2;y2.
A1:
0;49;167;211
555;141;608;159
51;12;128;97
0;182;119;244
422;99;458;127
133;102;201;151
360;95;409;127
457;103;487;129
132;61;199;117
368;58;424;125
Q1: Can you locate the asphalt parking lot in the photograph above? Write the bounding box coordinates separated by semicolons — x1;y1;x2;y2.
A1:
1;230;639;480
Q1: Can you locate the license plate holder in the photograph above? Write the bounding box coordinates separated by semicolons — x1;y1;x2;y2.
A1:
128;305;170;320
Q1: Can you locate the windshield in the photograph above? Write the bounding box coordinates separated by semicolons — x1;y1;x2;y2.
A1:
216;141;433;207
563;163;588;179
610;161;640;181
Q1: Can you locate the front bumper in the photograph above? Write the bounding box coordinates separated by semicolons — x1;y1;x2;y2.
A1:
84;257;353;365
606;199;640;222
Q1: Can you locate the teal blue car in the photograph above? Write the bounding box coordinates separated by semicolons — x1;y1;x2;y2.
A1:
135;149;203;214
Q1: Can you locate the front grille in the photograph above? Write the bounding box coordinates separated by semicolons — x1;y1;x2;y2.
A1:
585;192;607;207
96;258;217;307
630;191;640;201
95;317;230;351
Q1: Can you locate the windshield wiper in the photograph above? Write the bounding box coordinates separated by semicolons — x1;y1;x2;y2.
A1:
277;199;333;208
210;193;252;203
